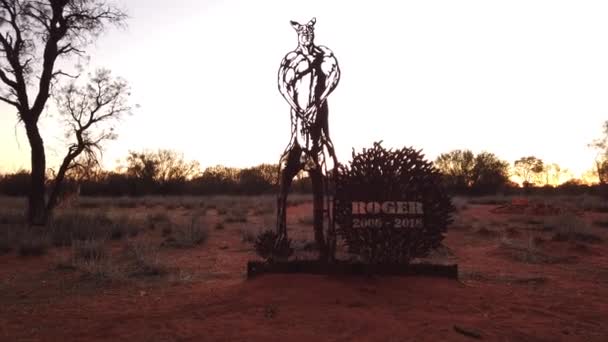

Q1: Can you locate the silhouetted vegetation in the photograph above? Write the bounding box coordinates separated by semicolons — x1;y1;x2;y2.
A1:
1;150;605;198
434;150;511;195
1;156;312;197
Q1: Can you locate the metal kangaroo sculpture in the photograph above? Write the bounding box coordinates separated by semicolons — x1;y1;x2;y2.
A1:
276;17;341;260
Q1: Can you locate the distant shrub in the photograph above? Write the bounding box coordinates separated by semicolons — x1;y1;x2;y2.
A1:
468;196;510;205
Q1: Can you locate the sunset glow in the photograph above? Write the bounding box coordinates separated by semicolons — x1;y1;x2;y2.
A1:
1;0;607;181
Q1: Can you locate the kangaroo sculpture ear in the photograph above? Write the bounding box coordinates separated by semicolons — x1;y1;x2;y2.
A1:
307;17;316;27
290;20;301;30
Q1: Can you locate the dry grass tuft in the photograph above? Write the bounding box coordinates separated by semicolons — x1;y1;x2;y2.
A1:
146;212;171;230
0;225;15;255
548;213;602;243
225;208;248;223
0;208;25;225
17;229;50;257
50;212;140;246
163;215;208;248
592;219;608;229
123;240;167;277
72;239;107;262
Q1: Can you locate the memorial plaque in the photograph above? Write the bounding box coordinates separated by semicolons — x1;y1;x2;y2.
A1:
334;142;454;264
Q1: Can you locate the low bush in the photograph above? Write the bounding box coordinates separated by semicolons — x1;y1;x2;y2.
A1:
254;229;293;262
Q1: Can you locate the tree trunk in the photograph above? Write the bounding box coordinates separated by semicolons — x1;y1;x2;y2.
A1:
47;148;81;214
24;120;47;226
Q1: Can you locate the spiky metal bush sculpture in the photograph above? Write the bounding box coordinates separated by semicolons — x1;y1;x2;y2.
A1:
334;142;454;264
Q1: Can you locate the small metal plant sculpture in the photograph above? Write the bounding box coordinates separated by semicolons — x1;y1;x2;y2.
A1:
276;17;341;261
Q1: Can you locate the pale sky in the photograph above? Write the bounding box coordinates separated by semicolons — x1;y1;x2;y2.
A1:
1;0;607;178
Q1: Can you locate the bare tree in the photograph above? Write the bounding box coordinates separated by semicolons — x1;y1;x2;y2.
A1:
0;0;126;224
126;150;200;183
154;149;201;184
46;69;130;212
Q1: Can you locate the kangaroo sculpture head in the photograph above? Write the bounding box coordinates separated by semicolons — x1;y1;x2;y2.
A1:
290;18;316;47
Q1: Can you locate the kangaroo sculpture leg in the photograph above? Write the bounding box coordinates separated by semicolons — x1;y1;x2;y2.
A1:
276;141;303;239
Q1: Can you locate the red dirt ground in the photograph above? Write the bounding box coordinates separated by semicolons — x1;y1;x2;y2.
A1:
1;203;608;341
